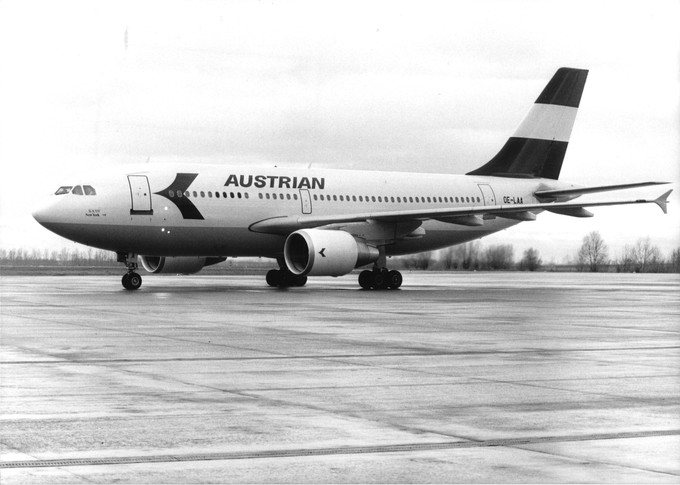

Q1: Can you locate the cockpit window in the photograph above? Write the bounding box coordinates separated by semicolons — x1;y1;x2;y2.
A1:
55;186;73;195
72;185;84;195
84;185;97;195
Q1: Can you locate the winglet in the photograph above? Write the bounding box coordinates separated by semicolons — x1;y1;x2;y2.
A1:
654;189;672;214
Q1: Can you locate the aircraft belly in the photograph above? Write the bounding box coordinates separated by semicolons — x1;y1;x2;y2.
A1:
40;222;284;257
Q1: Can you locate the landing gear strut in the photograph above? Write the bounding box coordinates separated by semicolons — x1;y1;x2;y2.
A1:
118;252;142;290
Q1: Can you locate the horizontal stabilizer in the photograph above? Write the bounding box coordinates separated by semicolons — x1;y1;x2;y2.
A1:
547;207;594;218
535;181;670;199
654;189;672;214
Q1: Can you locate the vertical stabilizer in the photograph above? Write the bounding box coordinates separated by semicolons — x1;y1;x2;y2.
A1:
467;67;588;179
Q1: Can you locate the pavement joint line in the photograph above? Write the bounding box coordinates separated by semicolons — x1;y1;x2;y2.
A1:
2;430;679;469
3;345;680;365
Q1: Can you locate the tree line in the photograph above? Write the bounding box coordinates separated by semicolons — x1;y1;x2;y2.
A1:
575;231;680;273
1;233;678;273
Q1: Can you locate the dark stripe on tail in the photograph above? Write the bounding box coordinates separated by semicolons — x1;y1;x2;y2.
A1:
535;67;588;107
468;138;568;179
467;67;588;180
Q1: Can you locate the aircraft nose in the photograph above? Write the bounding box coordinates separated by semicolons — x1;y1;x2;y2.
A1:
32;198;57;226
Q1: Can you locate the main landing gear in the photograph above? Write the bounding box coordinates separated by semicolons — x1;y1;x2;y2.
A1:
266;265;307;288
358;268;403;290
118;252;142;290
358;245;402;290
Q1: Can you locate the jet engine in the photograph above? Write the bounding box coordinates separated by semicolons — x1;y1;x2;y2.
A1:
140;256;226;275
284;229;379;276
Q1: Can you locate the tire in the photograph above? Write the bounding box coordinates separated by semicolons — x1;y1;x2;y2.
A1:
358;270;373;289
128;272;142;290
372;270;387;290
387;270;403;289
121;273;131;290
266;269;280;287
293;275;307;287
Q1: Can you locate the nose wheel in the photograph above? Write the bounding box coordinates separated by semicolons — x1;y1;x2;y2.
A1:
118;252;142;290
122;272;142;290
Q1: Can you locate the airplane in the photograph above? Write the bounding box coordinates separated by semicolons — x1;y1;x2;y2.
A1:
32;67;672;291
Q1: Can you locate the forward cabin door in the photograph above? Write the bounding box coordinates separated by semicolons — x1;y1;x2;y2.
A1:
477;184;496;206
128;175;153;215
299;189;312;214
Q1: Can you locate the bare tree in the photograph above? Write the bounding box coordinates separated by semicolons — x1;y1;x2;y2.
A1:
633;237;662;273
670;248;680;273
483;244;514;270
577;231;609;272
518;247;542;271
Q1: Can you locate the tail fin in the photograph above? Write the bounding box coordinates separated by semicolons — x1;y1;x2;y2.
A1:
467;67;588;180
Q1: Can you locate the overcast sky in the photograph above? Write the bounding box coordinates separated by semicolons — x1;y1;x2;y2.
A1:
0;0;678;262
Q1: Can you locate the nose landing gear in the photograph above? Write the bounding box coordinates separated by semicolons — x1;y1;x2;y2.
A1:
118;252;142;290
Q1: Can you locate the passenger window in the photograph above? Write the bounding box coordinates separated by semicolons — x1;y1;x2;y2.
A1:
208;191;213;198
184;191;190;197
72;185;84;195
215;192;220;198
238;193;242;199
245;193;249;199
55;186;73;195
193;191;198;197
292;194;297;200
352;196;357;202
83;185;96;195
259;193;263;199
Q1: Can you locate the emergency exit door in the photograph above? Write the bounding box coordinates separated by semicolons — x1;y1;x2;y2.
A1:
128;175;153;215
477;184;496;206
299;189;312;214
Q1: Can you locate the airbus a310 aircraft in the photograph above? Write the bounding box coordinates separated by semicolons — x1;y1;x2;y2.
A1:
33;68;671;290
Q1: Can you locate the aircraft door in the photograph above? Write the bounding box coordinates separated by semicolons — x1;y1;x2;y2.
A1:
299;189;312;214
478;184;496;206
128;175;153;215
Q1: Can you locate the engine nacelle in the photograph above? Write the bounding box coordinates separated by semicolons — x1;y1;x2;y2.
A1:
284;229;379;276
140;256;225;275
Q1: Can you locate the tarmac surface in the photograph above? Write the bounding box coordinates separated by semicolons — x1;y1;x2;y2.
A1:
1;272;679;483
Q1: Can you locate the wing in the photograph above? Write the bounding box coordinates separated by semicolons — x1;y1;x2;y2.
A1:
250;188;673;235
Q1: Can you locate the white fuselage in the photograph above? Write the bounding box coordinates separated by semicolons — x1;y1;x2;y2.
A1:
33;164;567;259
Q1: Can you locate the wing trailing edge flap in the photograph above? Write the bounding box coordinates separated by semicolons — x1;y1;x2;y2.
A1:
249;189;673;234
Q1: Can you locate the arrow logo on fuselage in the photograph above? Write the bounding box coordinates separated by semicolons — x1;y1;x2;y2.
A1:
155;173;205;220
319;248;326;257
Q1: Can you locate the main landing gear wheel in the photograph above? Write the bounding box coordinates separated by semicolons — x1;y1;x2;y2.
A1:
122;272;142;290
358;269;402;290
266;269;307;288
